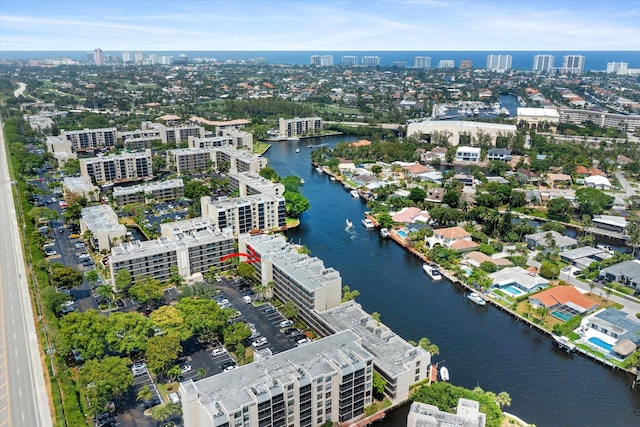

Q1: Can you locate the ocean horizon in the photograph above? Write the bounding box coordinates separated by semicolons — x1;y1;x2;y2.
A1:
1;50;638;72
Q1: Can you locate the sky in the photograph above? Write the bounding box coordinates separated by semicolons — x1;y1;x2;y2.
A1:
1;0;639;51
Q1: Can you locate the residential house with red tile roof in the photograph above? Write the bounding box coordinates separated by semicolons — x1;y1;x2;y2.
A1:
528;286;599;320
428;227;479;252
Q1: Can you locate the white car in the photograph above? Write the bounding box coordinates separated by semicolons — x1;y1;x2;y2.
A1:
211;347;226;357
252;337;268;348
223;365;237;372
131;362;147;376
181;365;192;374
280;320;293;328
296;337;311;347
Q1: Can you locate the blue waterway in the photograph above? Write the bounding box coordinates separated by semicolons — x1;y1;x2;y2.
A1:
263;135;640;427
2;50;639;71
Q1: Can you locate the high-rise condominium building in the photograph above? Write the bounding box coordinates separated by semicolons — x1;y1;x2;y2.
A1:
486;54;512;71
134;52;144;64
607;61;628;74
413;56;432;69
437;60;455;69
562;55;585;74
341;55;357;66
532;54;555;73
310;55;333;66
122;52;132;63
362;56;380;67
93;48;104;66
459;59;473;70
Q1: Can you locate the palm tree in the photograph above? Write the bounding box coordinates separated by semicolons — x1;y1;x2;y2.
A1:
496;391;512;409
95;284;116;310
137;385;152;402
626;220;640;257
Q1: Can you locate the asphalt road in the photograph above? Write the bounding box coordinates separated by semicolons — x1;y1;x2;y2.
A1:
0;116;52;426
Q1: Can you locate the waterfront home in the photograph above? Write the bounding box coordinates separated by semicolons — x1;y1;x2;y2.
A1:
455;146;481;163
426;187;444;203
420;147;448;163
407;399;486;427
463;251;512;269
401;162;430;177
428;226;479;252
338;158;356;172
599;260;640;291
545;173;572;189
525;230;577;252
391;207;430;224
559;246;611;270
591;215;627;235
584;175;612;190
487;148;512;162
579;308;640;359
515;168;541;185
490;266;550;297
539;188;576;202
528;285;599;321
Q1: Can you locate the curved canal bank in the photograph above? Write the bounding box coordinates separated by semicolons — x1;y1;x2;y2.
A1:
264;135;640;427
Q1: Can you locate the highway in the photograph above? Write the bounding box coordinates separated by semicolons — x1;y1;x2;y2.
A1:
0;116;52;426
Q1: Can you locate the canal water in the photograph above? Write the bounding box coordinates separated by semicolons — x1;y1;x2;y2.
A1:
264;135;640;427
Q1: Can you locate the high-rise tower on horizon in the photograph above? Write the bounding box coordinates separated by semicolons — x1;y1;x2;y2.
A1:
562;55;585;74
532;54;554;73
341;55;357;66
362;56;380;67
93;48;104;66
486;54;512;71
413;56;432;69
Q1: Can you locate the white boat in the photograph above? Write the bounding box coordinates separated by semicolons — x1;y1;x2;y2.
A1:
439;366;450;382
552;334;576;352
346;219;353;228
361;218;375;228
423;264;442;281
500;107;510;116
315;166;323;174
330;176;336;181
473;107;480;115
295;148;300;153
380;228;389;238
466;292;486;306
300;179;305;185
287;137;300;141
350;189;360;198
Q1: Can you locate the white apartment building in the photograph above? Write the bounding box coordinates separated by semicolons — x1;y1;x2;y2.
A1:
201;194;287;236
112;178;184;205
167;147;267;175
45;135;77;168
61;127;117;152
406;120;516;146
562;55;585;74
180;330;374;427
80;149;153;184
228;172;285;197
559;108;640;132
533;54;555;73
278;117;323;137
62;176;100;202
437;60;455;69
317;301;431;404
607;62;629;74
80;205;127;252
407;400;486;427
119;127;162;149
310;55;333;66
362;56;380;67
93;48;104;66
341;56;358;66
455;146;481;162
188;135;234;149
238;233;342;327
486;54;512;71
413;56;432;69
110;222;235;284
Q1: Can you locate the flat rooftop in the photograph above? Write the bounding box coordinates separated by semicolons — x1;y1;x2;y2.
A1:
184;330;370;416
113;178;183;196
62;176;96;193
246;234;340;293
81;205;126;234
318;301;429;377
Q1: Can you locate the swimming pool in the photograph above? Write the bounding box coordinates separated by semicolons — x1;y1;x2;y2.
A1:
397;230;407;238
502;285;524;297
552;310;574;322
588;337;613;352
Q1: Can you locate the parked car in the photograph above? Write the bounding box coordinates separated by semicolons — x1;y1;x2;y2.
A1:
296;337;311;346
279;320;293;328
252;337;268;348
211;347;226;357
131;362;147;376
69;233;80;239
181;365;192;374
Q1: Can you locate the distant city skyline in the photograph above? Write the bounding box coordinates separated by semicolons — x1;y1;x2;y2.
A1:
1;0;639;51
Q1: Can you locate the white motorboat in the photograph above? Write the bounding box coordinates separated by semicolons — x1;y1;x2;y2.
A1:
350;189;360;198
466;292;487;306
473;107;480;115
552;334;577;352
315;166;323;174
299;179;305;185
361;218;375;228
380;228;389;238
439;366;450;381
346;219;353;228
423;264;442;281
295;148;300;153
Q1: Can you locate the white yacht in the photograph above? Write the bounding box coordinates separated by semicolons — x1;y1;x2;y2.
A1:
350;189;360;198
439;366;450;382
346;219;353;228
361;218;375;228
379;228;389;238
466;292;487;306
423;264;442;281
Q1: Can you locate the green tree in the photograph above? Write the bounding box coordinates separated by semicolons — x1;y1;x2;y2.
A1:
176;298;230;340
57;310;107;360
496;391;512;409
183;179;210;200
409;187;427;204
237;262;255;280
282;300;299;321
149;306;192;341
146;334;183;375
137;385;152;402
129;276;164;309
575;188;613;216
371;312;381;326
105;312;154;355
78;356;134;416
150;403;182;422
49;263;84;289
540;262;560;280
223;322;252;348
418;337;440;356
94;284;116;310
341;286;360;302
283;191;311;218
114;268;133;293
85;270;100;288
372;371;387;399
626;220;640;257
259;166;279;181
546;198;571;222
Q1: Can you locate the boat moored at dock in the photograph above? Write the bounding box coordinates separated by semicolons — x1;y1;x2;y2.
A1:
466;292;487;306
362;218;375;228
423;264;442;281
